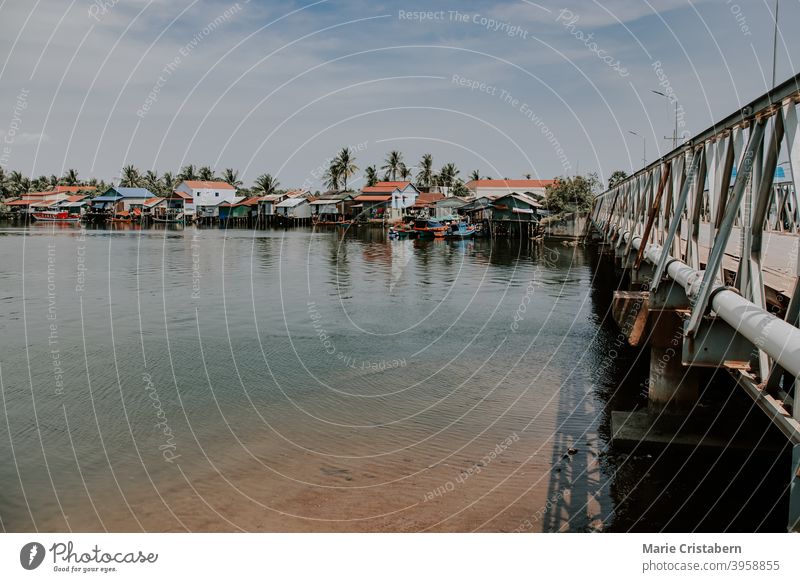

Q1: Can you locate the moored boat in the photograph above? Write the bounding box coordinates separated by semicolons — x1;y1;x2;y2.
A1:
31;210;80;223
388;223;418;239
412;219;447;238
442;221;476;239
108;211;133;223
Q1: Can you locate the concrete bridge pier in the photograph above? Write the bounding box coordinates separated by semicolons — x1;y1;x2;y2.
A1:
647;310;698;411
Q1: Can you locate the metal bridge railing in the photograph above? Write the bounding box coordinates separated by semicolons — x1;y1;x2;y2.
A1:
591;73;800;424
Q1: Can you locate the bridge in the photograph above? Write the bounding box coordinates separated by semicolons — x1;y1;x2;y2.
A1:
589;73;800;532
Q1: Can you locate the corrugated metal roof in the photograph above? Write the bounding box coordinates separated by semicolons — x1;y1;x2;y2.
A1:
494;193;543;208
276;197;308;207
112;187;157;198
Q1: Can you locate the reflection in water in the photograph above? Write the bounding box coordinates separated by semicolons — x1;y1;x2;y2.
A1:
0;224;788;532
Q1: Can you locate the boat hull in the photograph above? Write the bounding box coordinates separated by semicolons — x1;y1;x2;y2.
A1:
32;212;80;223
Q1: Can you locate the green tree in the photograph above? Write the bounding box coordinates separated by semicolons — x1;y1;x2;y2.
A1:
178;164;197;181
222;168;242;189
323;159;341;191
452;179;470;197
119;165;141;187
607;170;628;189
61;168;80;186
253;173;280;195
468;169;481;182
381;150;403;181
7;170;27;195
143;170;161;194
161;172;177;195
416;153;434;189
335;147;357;191
438;163;459;189
364;165;378;187
544;173;601;215
198;166;215;181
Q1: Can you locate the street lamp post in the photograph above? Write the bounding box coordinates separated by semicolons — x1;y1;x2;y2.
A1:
628;130;646;168
772;0;780;89
651;90;678;149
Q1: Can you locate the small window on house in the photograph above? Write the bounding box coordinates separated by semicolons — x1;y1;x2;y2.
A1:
215;192;219;197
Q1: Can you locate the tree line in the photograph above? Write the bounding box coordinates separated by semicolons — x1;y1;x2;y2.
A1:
0;150;626;214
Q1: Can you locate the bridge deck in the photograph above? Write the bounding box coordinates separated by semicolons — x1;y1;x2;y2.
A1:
677;222;798;297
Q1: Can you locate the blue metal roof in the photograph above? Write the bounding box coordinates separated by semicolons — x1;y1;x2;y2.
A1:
110;187;156;198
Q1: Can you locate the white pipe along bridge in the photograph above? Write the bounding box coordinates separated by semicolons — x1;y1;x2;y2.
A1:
590;72;800;532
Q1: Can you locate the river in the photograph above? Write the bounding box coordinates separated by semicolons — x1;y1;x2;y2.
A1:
0;222;789;532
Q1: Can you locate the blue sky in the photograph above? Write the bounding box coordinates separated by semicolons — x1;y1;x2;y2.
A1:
0;0;797;189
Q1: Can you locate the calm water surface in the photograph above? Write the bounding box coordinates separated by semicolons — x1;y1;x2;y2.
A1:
0;222;788;531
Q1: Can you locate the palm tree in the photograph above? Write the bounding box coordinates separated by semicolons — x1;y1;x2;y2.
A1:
178;164;197;181
8;170;26;195
398;163;412;180
161;172;177;195
61;168;80;186
119;165;141;187
439;163;459;189
32;175;48;191
381;150;403;181
336;147;358;191
253;173;280;195
144;170;161;194
469;169;481;182
323;161;341;191
364;165;378;187
453;179;470;197
198;166;215;181
48;175;59;189
222;168;242;189
416;153;434;189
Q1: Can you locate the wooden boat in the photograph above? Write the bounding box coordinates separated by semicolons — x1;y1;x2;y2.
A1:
31;210;80;223
108;211;133;223
412;219;447;238
388;225;418;239
442;221;476;239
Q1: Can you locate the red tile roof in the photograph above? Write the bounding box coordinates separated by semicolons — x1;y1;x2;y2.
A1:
355;195;391;202
362;181;412;193
6;199;35;206
64;195;89;202
171;191;193;199
413;192;445;207
466;179;555;190
182;180;235;190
